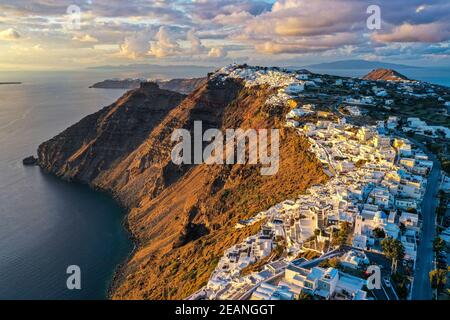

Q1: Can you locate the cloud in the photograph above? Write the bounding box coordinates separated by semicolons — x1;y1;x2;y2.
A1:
416;5;427;13
119;33;152;59
268;0;365;36
0;28;21;40
0;0;187;22
72;34;98;43
118;27;225;60
372;22;450;43
254;32;361;54
208;47;227;59
187;0;271;20
233;0;368;55
187;29;207;55
148;26;181;58
2;0;450;67
213;11;253;25
230;0;450;58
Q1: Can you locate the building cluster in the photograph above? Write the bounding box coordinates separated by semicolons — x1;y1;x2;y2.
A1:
196;65;436;301
299;115;432;263
217;64;309;90
251;264;368;300
344;105;362;116
403;117;450;139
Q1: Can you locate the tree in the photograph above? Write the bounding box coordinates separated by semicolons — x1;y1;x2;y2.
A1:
432;237;446;253
319;257;341;269
381;237;405;274
429;269;447;292
332;221;352;247
391;272;408;300
372;227;386;239
297;292;313;300
328;257;341;269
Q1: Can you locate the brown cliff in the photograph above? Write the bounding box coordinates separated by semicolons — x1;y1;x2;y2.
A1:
38;75;328;299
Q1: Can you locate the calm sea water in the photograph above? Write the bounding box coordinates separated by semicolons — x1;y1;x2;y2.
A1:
0;71;134;299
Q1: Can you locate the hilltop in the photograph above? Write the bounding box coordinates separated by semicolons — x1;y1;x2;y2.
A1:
363;68;409;81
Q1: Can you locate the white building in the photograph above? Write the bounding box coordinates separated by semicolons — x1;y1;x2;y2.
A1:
281;83;305;95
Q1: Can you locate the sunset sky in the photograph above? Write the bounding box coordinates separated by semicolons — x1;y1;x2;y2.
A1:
0;0;449;70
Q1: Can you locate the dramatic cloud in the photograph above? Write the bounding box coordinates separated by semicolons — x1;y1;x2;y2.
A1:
119;33;152;59
148;26;182;58
372;22;450;43
230;0;450;60
234;0;367;54
1;0;450;69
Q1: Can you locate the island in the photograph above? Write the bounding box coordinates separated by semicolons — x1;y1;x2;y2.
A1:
89;79;142;89
90;77;206;95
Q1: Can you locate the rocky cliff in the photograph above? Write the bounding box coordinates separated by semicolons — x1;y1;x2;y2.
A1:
38;72;328;299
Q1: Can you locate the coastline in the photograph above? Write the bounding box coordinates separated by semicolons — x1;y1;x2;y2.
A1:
37;164;137;300
107;206;138;300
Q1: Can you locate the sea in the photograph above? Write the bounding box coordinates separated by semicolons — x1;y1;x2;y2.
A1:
0;71;133;300
0;65;448;300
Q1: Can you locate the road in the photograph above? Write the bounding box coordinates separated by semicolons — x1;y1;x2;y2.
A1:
405;136;441;300
365;250;398;300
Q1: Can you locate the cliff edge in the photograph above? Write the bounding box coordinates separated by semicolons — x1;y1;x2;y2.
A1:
38;70;327;299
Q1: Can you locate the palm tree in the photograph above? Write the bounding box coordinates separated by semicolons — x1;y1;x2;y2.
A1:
432;237;446;253
381;237;405;274
429;269;447;296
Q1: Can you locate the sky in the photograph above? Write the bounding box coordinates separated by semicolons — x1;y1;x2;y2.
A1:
0;0;450;70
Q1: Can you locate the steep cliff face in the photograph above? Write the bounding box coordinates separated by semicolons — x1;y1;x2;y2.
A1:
38;83;186;186
38;74;328;299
